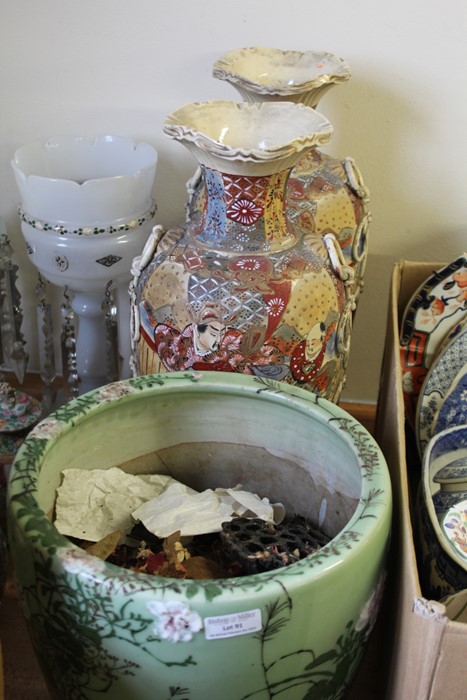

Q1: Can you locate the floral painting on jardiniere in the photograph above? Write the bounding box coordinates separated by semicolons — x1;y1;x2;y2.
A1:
8;372;391;699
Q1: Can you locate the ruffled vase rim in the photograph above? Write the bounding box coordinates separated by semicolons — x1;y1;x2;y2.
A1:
164;100;333;175
212;47;351;96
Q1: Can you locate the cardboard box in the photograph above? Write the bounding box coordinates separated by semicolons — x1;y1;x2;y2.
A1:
375;261;467;699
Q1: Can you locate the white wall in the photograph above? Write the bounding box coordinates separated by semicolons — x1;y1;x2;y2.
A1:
1;0;466;403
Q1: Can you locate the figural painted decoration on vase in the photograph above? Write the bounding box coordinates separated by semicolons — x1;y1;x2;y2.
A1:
131;100;356;402
188;47;371;304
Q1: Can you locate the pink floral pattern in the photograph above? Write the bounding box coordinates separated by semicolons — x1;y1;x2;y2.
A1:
147;600;203;643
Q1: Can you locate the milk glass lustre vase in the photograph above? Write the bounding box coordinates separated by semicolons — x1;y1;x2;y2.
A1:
187;47;370;303
12;135;157;393
131;100;356;402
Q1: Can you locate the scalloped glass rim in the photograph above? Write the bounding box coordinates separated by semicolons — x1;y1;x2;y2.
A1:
11;135;158;222
164;100;333;159
212;46;351;94
12;135;158;187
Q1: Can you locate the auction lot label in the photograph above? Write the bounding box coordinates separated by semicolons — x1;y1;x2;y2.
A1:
204;609;262;640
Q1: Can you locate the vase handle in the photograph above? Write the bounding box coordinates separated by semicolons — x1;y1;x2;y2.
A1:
323;233;357;373
130;224;166;278
343;157;370;202
323;233;355;285
129;224;166;355
185;166;203;222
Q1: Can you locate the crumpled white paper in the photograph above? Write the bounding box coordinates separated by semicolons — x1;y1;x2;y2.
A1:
132;482;233;538
216;487;285;525
54;467;176;542
132;484;285;538
54;467;285;542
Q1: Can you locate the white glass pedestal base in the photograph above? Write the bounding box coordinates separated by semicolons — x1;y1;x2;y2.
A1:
72;291;107;393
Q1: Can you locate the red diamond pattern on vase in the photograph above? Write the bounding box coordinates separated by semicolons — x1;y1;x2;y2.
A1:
223;174;268;204
224;174;267;225
181;251;205;271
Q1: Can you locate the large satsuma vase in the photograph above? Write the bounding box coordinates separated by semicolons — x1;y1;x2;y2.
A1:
131;100;356;402
187;47;370;303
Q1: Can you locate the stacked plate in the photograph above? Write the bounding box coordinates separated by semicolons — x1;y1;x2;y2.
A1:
400;254;467;597
399;253;467;457
418;425;467;598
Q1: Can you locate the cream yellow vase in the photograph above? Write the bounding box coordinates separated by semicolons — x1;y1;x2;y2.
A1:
186;47;370;303
131;100;355;402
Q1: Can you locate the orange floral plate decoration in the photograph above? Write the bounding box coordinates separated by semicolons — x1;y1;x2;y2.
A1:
399;254;467;429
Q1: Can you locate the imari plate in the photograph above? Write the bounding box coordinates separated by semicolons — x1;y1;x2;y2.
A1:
416;316;467;457
442;499;467;562
400;254;467;428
